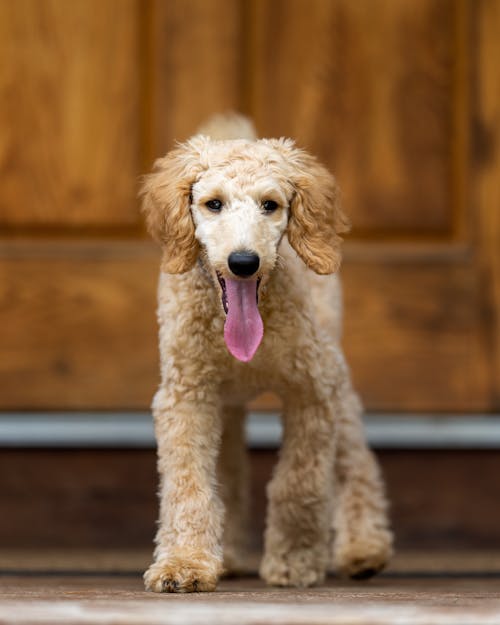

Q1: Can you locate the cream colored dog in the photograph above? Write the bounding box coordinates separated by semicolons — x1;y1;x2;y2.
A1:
141;114;392;593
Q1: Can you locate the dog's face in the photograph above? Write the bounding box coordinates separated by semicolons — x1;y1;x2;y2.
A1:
141;136;349;362
191;143;293;296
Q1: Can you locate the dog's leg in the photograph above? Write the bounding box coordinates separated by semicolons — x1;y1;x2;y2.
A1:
218;405;249;575
332;383;393;579
260;396;335;587
144;387;223;593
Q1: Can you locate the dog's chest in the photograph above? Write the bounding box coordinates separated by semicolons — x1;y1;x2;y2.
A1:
219;367;277;404
219;335;300;404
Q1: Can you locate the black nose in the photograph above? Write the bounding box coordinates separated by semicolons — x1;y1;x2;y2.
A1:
228;251;260;277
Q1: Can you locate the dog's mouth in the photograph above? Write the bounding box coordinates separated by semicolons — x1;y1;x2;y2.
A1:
216;272;230;314
216;272;261;313
216;272;263;363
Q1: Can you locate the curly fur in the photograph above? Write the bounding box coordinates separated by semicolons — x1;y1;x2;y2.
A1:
140;140;206;273
264;139;350;274
141;114;393;593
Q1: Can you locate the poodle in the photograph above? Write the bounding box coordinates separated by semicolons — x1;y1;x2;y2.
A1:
141;113;392;593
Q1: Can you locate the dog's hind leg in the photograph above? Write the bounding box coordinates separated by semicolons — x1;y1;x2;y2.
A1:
331;387;393;579
218;404;250;575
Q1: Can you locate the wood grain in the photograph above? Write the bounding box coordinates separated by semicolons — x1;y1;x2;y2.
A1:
0;450;158;549
250;0;459;236
2;574;500;625
476;0;500;408
0;0;140;228
342;256;490;411
148;0;243;160
0;242;159;409
2;448;500;551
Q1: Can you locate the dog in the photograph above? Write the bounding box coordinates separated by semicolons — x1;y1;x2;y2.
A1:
141;113;392;592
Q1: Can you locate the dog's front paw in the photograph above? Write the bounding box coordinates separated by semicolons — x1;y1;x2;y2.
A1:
334;528;393;580
144;552;222;593
260;548;327;588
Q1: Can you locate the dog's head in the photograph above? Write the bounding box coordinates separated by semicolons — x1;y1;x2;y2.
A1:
141;135;349;362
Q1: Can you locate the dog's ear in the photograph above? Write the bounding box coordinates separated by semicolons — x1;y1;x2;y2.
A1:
140;137;208;274
267;139;350;275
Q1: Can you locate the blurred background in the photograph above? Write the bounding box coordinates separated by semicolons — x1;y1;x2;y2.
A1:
0;0;499;558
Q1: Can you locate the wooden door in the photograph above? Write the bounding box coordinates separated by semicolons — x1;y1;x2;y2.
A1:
1;0;499;413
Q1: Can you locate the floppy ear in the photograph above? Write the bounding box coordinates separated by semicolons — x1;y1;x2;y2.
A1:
268;139;350;274
140;137;208;274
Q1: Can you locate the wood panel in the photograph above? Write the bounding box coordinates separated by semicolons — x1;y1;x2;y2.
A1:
0;242;159;409
148;0;244;159
342;251;489;411
0;449;158;548
0;0;140;228
250;0;459;236
475;0;500;406
2;448;500;550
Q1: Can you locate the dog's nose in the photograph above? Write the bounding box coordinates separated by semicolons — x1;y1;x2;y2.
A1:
228;251;260;277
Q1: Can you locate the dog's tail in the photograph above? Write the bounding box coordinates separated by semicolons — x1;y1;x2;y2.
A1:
195;112;257;141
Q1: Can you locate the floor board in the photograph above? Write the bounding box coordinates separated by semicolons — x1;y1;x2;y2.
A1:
0;552;500;624
1;575;500;624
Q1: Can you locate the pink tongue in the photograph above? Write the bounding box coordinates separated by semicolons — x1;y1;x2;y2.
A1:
224;278;263;362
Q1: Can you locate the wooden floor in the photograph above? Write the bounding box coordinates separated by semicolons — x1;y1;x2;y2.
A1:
1;551;500;624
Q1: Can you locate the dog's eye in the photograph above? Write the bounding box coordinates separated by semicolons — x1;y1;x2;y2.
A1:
262;200;278;213
205;199;223;212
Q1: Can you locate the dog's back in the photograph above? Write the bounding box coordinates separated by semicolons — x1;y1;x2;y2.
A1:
196;112;257;141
